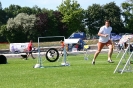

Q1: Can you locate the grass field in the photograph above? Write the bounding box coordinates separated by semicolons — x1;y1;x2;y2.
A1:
0;53;133;88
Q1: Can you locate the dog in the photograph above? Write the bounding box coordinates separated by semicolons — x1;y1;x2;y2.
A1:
21;55;28;60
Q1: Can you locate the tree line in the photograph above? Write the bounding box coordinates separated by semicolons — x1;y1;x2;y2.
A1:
0;0;132;42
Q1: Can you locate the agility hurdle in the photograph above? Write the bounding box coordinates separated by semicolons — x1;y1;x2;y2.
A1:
114;35;133;74
34;36;69;68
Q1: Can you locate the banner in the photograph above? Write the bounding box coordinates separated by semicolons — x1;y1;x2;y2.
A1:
10;43;29;53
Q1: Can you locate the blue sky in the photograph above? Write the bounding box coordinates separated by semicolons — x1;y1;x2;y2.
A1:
1;0;126;10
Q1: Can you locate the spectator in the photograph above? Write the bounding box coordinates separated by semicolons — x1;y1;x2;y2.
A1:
26;40;35;60
60;40;67;56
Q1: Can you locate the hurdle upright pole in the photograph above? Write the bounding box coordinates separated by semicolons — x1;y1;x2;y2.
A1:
38;37;44;68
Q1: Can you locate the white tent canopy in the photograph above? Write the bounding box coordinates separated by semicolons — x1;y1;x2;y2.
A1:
118;35;133;44
64;39;80;44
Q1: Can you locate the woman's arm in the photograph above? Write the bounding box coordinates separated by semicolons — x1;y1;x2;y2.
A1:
98;32;108;37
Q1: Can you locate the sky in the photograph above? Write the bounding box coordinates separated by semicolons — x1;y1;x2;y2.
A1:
1;0;126;10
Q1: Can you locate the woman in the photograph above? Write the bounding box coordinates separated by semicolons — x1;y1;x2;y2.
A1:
26;40;35;59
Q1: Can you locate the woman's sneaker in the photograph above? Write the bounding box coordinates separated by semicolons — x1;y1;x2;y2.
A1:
92;61;95;65
107;60;114;63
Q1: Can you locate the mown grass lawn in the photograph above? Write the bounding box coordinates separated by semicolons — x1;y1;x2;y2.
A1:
0;53;133;88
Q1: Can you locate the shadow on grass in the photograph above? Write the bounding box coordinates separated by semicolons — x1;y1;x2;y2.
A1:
35;65;70;68
44;65;65;68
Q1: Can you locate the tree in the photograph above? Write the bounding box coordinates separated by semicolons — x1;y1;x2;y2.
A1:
0;25;8;42
35;12;49;36
32;5;42;14
0;9;6;25
85;4;104;36
6;13;37;42
0;1;2;10
122;1;133;32
58;0;85;36
0;2;6;25
85;2;124;36
53;11;68;36
103;2;124;33
35;10;68;37
3;5;42;23
4;4;21;18
19;7;33;15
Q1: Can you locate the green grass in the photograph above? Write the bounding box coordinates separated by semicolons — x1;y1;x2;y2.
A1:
0;54;133;88
0;44;9;49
